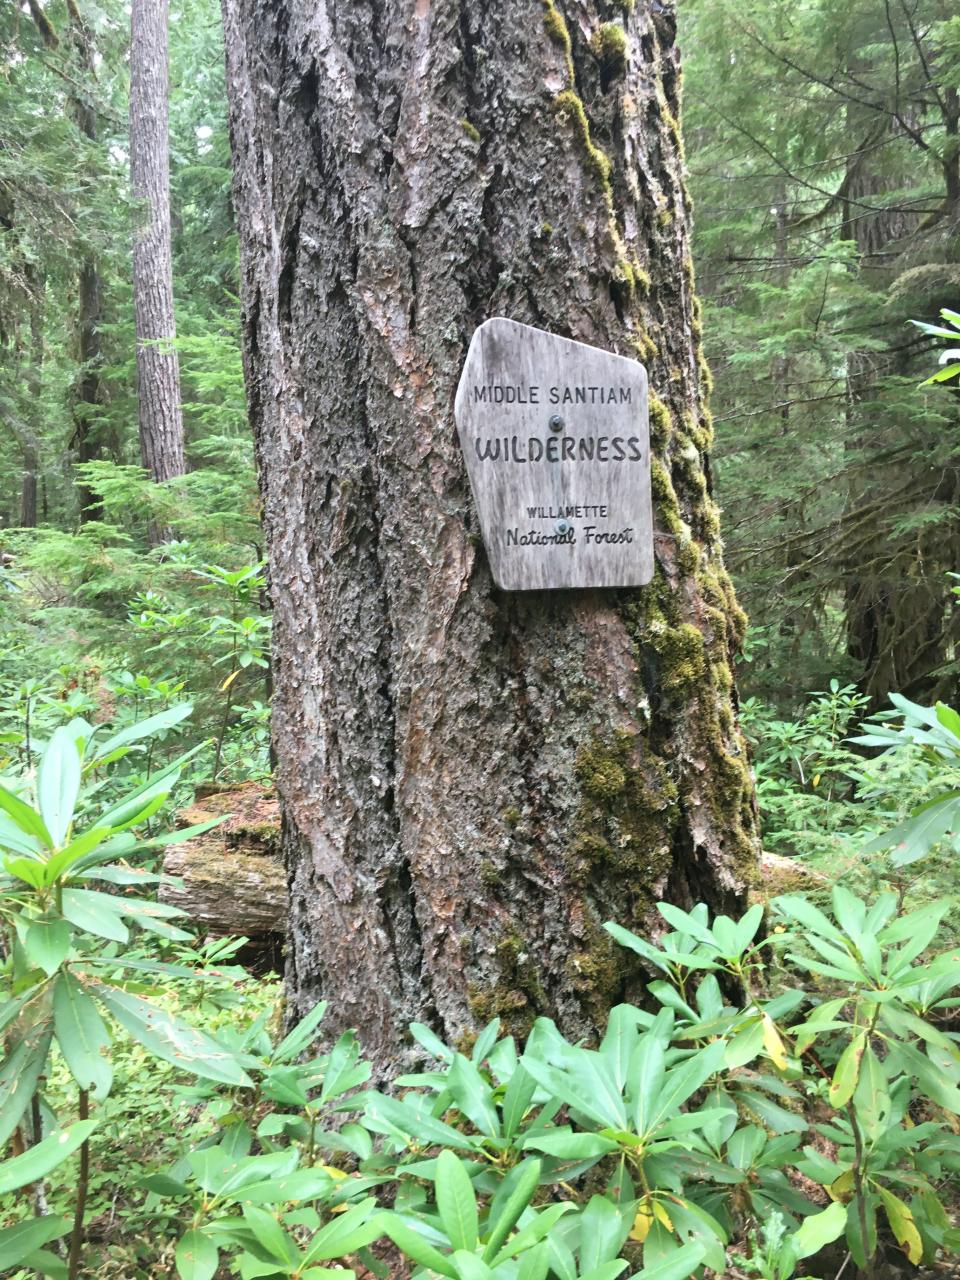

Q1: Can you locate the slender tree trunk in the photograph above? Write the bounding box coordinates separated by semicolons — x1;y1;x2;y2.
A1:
20;292;43;529
74;257;103;520
2;413;39;529
0;212;42;526
23;0;103;520
223;0;759;1073
5;270;42;529
17;417;39;529
66;0;107;522
770;186;806;647
20;458;38;528
941;86;959;214
130;0;186;483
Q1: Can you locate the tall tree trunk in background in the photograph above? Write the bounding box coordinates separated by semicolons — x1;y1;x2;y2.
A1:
18;289;42;528
4;259;43;528
770;186;806;647
74;257;103;519
4;413;39;527
130;0;186;484
839;76;950;706
65;0;106;521
223;0;759;1073
25;0;104;520
19;444;38;528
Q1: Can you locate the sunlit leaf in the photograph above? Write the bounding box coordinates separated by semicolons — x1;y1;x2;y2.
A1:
0;1120;96;1194
37;726;82;846
93;983;252;1085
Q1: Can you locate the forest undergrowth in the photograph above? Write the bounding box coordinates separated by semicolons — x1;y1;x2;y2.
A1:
3;510;960;1280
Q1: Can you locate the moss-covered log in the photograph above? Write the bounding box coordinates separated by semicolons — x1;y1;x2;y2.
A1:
222;0;760;1072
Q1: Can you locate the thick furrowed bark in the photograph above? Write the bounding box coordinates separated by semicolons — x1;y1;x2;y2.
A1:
223;0;759;1072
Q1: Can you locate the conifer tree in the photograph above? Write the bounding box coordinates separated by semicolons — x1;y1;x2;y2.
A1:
222;0;759;1070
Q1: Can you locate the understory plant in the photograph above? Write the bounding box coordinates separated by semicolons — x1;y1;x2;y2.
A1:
853;692;960;867
741;685;960;891
4;700;960;1280
0;706;248;1276
739;681;871;855
910;306;960;387
0;517;272;786
352;887;960;1280
5;875;960;1278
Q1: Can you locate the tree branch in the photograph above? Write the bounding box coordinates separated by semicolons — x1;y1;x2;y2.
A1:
743;24;933;155
25;0;58;48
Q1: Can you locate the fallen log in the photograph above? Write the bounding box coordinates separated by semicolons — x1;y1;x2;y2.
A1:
753;849;828;900
160;782;287;939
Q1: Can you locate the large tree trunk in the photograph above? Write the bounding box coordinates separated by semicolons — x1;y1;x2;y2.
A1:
130;0;186;484
222;0;759;1073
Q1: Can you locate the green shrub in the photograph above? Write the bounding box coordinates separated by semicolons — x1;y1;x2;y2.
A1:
4;684;960;1279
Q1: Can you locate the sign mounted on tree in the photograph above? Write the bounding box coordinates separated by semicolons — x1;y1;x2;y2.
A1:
454;318;653;590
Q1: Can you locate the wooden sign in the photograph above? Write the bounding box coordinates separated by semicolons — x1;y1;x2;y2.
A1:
454;318;653;590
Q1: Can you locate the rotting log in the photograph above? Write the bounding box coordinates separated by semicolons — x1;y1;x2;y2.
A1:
160;782;287;938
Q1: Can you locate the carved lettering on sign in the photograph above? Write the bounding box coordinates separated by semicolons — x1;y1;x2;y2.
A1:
454;317;653;590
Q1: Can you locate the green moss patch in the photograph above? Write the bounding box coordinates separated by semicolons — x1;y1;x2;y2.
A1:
554;91;613;190
591;22;628;82
542;0;575;82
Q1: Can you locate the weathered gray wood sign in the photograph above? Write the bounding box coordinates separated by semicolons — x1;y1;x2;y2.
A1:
454;318;653;590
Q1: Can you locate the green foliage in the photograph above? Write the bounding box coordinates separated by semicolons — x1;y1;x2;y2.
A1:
0;0;264;798
741;684;960;891
345;863;960;1278
740;681;871;855
354;880;960;1279
0;516;271;785
12;961;281;1275
5;4;960;1280
732;1209;844;1280
0;705;264;1274
852;692;960;866
4;706;960;1280
0;0;246;531
108;999;386;1279
910;307;960;386
774;889;960;1267
680;0;960;708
